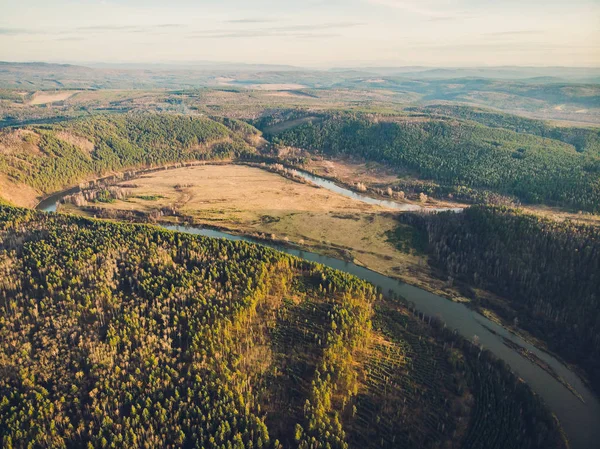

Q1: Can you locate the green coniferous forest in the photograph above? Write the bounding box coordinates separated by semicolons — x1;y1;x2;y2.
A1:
0;113;257;197
0;106;597;449
407;105;600;155
0;206;566;449
398;206;600;394
266;113;600;212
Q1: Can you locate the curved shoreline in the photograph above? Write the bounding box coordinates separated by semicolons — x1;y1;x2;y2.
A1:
33;171;600;449
156;222;599;449
32;160;582;366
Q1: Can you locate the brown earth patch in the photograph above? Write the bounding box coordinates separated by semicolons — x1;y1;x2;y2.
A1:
266;91;309;98
0;173;40;207
0;129;42;156
29;91;78;105
55;131;95;154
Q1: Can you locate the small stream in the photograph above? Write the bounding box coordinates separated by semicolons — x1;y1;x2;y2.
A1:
36;169;600;449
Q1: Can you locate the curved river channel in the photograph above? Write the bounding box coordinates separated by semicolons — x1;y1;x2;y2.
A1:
37;170;600;449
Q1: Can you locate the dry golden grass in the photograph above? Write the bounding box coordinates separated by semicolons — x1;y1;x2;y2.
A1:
305;157;401;186
520;204;600;226
66;164;441;282
29;91;79;105
61;163;596;305
93;164;377;218
0;129;44;206
247;84;307;91
0;173;40;207
0;129;42;156
302;157;464;209
305;157;599;225
54;163;503;305
265;91;309;98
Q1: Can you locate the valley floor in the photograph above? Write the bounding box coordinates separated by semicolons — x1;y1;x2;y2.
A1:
58;163;475;302
53;161;593;376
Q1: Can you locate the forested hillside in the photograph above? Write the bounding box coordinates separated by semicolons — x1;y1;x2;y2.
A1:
266;113;600;212
0;206;565;449
409;104;600;155
0;113;256;206
399;206;600;394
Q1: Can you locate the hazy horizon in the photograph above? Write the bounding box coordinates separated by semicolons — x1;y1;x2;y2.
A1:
3;60;600;71
2;0;599;67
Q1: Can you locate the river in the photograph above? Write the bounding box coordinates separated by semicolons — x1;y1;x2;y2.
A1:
36;171;600;449
293;169;464;213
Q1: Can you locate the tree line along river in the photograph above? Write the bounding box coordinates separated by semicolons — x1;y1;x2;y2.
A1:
36;168;600;449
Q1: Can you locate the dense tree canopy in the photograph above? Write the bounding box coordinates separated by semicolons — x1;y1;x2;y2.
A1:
0;113;256;197
0;206;565;449
266;113;600;212
408;105;600;156
400;206;600;395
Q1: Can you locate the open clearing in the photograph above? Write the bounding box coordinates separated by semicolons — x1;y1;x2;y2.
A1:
303;157;403;186
266;91;311;98
29;90;79;105
58;162;596;299
246;83;307;91
301;157;600;225
62;164;460;294
0;173;40;207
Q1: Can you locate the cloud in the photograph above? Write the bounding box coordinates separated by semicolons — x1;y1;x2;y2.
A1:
275;22;363;31
54;37;86;42
187;30;341;39
367;0;466;19
0;28;29;35
407;41;599;52
483;30;543;36
1;20;360;41
76;24;183;32
0;24;186;38
425;16;465;22
226;19;278;24
368;0;445;17
77;25;138;31
186;22;362;40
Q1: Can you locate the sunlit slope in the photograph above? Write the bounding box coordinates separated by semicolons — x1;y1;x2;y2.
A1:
0;113;259;206
0;207;566;449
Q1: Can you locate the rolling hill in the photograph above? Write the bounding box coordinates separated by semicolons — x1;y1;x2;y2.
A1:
0;206;566;449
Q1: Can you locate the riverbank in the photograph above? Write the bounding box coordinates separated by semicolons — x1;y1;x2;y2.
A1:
32;165;600;449
49;162;470;300
67;200;587;394
155;221;600;449
36;162;576;359
290;155;600;225
39;161;586;388
36;160;594;394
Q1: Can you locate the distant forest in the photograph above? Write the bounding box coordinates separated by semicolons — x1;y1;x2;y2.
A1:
408;105;600;155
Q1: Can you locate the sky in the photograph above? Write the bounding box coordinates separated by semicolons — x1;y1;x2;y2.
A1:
1;0;599;67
